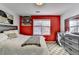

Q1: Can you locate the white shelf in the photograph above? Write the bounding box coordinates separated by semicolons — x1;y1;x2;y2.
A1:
0;23;16;26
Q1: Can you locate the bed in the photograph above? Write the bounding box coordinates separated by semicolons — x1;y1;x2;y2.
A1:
0;31;49;55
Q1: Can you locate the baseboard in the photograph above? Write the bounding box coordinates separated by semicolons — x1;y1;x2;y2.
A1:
46;41;56;44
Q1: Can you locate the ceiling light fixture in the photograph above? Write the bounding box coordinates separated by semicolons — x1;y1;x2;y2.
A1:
35;3;44;6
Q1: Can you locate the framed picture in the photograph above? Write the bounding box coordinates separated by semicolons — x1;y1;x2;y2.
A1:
22;16;31;26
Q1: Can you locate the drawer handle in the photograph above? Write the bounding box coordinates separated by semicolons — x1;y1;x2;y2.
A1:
68;38;72;40
69;48;72;51
68;43;72;45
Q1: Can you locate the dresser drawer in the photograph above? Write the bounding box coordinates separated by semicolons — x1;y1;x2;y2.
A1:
60;39;65;47
64;43;79;55
65;39;78;50
65;46;77;55
65;34;79;43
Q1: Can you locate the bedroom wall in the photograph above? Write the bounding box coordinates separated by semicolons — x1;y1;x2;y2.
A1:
20;15;60;41
61;5;79;32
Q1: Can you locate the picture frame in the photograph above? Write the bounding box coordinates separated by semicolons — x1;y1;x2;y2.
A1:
22;16;31;26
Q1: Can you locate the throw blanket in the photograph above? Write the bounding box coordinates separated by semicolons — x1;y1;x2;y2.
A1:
21;36;41;47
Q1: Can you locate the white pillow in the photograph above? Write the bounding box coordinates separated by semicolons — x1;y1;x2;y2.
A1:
0;33;8;42
4;30;19;36
7;33;17;39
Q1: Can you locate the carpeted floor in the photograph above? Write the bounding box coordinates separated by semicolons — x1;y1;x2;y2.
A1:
46;42;69;55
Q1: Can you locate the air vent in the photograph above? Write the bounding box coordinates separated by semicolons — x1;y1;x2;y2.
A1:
36;11;40;13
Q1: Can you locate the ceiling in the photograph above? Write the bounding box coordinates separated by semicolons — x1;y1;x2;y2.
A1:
1;3;79;16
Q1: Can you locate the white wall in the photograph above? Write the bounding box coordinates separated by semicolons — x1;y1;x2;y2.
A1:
0;4;19;26
61;5;79;32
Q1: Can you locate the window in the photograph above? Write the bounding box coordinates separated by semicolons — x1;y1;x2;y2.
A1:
33;19;51;35
69;20;79;32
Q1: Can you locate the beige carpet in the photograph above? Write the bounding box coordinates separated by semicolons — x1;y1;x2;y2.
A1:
46;42;69;55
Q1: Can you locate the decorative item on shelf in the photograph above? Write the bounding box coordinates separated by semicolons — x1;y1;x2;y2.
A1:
0;10;14;24
6;13;14;24
22;16;32;26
